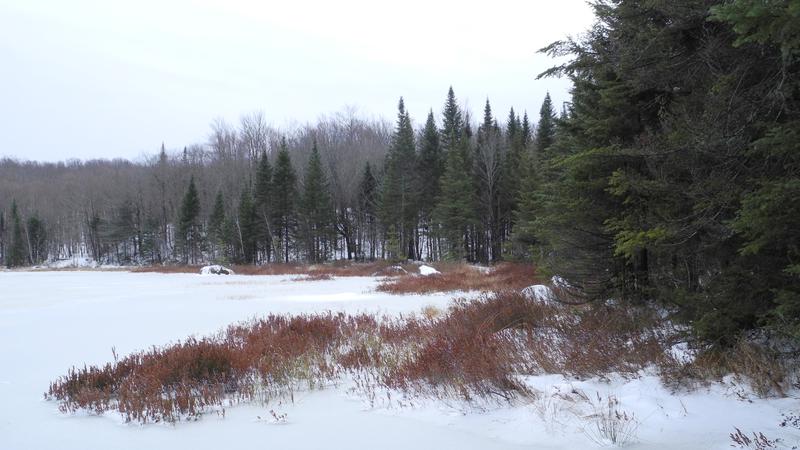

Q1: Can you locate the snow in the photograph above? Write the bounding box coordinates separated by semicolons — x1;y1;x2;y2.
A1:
551;275;571;288
418;265;440;276
521;284;556;303
200;265;235;275
0;271;797;450
43;256;99;269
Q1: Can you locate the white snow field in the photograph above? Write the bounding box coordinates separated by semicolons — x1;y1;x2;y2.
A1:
0;271;797;450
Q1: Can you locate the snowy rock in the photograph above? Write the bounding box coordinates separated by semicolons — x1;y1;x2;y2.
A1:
200;265;235;275
551;275;570;288
419;265;440;276
521;284;556;303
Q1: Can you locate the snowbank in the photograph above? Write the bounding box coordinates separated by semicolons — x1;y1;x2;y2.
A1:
419;265;440;276
200;265;235;275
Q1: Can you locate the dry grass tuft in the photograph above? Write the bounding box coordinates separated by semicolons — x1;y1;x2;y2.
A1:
377;262;540;294
663;339;792;398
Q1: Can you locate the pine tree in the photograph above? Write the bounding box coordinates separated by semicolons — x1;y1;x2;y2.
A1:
177;176;201;264
434;138;476;261
440;87;464;155
510;94;561;260
417;110;443;259
521;111;532;147
299;141;333;263
357;162;379;260
379;97;419;260
500;107;525;246
7;201;26;268
253;150;274;262
535;93;556;152
271;139;298;263
510;146;540;258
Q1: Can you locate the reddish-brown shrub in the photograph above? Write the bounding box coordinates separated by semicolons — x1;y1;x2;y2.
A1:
377;262;540;294
47;291;678;423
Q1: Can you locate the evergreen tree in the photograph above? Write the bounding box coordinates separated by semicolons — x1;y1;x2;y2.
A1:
499;107;526;245
299;141;334;263
379;97;419;260
357;162;379;260
253;150;274;262
510;146;540;258
417;110;443;259
271;139;298;263
434;138;476;261
534;0;800;344
511;94;562;260
7;201;26;268
521;111;532;147
440;86;464;155
535;93;556;152
177;176;201;264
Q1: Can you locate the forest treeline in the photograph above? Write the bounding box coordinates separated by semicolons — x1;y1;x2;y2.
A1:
0;87;546;267
1;0;798;344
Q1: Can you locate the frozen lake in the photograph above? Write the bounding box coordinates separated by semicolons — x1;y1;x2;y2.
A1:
0;271;796;450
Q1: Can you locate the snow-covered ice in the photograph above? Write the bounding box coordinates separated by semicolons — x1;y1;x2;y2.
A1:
0;271;797;449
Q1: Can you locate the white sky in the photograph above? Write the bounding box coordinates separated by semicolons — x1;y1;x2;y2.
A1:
0;0;595;162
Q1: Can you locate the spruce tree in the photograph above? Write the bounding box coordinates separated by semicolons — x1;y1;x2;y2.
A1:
357;162;379;260
440;87;464;155
510;146;540;258
535;93;556;152
379;97;419;260
300;141;333;263
521;112;532;147
500;107;525;245
434;139;476;261
417;110;443;259
177;176;201;264
271;139;298;263
253;150;273;262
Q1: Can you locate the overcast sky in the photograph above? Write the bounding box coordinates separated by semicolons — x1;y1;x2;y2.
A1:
0;0;595;162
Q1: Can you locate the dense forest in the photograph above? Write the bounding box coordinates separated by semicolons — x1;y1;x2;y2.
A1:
1;0;798;345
